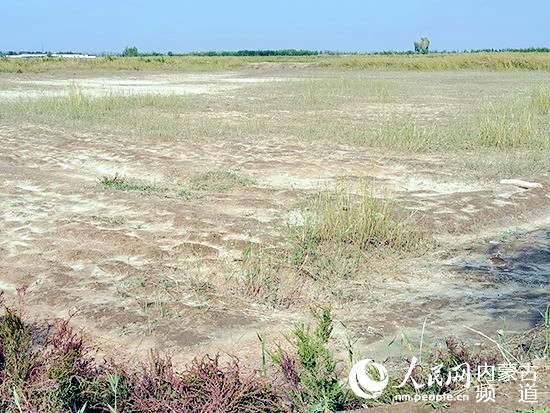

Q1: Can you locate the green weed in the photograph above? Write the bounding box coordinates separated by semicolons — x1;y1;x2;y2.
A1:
91;215;125;225
270;307;360;412
107;371;119;413
0;307;33;386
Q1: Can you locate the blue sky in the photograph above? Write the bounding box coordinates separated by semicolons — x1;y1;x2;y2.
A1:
1;1;549;53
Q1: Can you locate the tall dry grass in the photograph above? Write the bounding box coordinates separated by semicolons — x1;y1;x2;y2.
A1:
1;70;549;177
2;52;550;73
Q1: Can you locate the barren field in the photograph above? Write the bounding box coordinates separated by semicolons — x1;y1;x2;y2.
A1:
0;65;549;410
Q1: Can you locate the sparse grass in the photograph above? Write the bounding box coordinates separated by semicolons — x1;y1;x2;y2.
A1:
0;84;249;142
530;85;550;115
99;171;253;201
99;173;191;200
346;94;549;153
462;148;550;180
2;73;549;181
241;242;308;307
242;242;278;299
237;75;550;176
91;215;125;225
190;169;255;192
250;76;397;110
349;117;445;152
371;78;392;101
241;184;423;305
476;101;537;148
117;273;181;318
64;91;183;120
100;174;170;194
292;185;422;254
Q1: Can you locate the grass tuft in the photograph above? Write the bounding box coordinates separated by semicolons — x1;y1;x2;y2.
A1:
293;185;421;253
240;184;423;304
477;101;536;148
530;85;550;115
350;118;443;152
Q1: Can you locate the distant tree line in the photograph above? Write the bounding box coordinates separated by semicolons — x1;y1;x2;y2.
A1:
2;47;550;58
122;47;320;57
373;47;550;55
465;47;550;53
186;49;319;56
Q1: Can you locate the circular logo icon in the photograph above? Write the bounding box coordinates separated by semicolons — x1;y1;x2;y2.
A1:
349;359;389;399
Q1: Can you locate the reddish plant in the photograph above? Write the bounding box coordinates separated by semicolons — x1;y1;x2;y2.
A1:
127;352;284;412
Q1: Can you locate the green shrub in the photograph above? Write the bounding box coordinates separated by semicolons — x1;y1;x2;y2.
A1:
270;308;360;412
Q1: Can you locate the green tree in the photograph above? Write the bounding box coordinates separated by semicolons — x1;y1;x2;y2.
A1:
414;37;430;54
122;46;139;57
420;37;430;54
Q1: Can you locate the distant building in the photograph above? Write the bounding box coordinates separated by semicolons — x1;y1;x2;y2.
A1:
7;53;96;59
53;54;96;59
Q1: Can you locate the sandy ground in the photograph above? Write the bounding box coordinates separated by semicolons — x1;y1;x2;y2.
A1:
0;69;548;411
0;72;298;99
